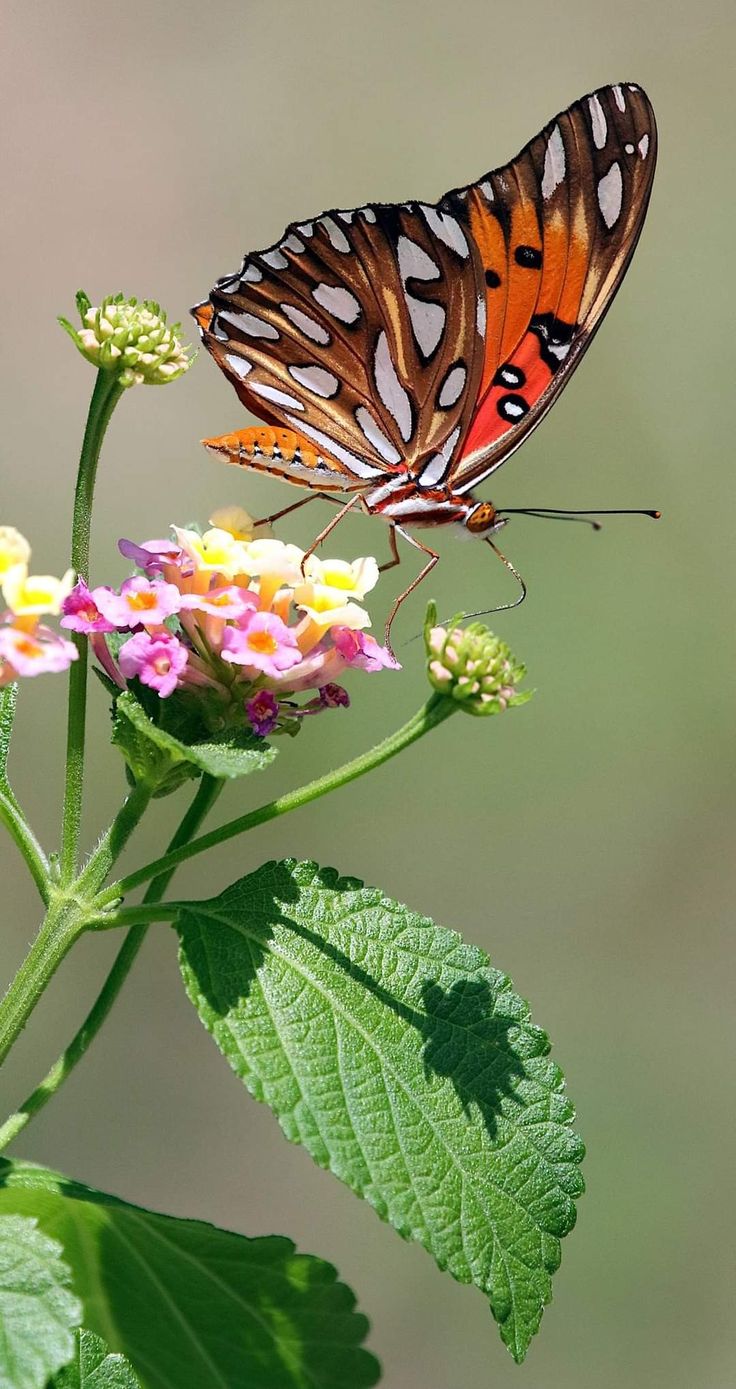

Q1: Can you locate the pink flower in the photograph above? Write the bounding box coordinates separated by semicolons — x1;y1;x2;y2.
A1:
118;537;186;576
221;610;302;678
118;631;188;697
61;580;115;634
245;689;280;737
332;627;401;673
0;625;78;677
95;576;182;629
179;585;258;620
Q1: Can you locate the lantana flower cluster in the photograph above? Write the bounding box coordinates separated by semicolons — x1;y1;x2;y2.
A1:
0;527;77;686
60;292;193;389
61;507;397;737
424;604;529;716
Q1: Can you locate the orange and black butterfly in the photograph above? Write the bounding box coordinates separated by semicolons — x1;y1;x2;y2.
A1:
192;82;657;641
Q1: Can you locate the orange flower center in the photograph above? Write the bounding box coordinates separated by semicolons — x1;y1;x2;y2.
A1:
16;637;41;658
153;656;172;675
128;590;158;611
247;630;278;656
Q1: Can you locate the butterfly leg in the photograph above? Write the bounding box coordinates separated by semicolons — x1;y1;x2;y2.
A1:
384;526;439;656
254;491;343;528
300;494;361;575
379;525;402;574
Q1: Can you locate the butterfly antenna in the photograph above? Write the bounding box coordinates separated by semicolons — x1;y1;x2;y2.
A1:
501;506;661;532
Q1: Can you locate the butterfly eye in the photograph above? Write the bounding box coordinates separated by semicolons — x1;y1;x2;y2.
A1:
466;502;499;534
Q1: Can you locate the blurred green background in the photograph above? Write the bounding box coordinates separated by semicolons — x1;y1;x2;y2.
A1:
1;1;734;1384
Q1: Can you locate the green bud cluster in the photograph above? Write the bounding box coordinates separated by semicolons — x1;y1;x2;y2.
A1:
424;602;531;716
60;291;194;388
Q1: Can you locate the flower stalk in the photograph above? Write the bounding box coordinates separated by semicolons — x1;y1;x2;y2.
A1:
0;774;223;1154
97;692;457;904
60;368;126;883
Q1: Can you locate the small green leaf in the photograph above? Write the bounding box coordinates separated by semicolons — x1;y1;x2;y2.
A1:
0;1212;81;1389
0;684;18;790
111;693;197;798
0;1160;379;1389
177;860;585;1362
112;691;276;797
52;1329;141;1388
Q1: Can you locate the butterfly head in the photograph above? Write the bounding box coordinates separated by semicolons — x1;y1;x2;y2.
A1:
464;501;507;536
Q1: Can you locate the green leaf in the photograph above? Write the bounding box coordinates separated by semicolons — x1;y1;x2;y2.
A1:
0;684;18;790
52;1329;141;1388
112;691;276;797
0;1212;81;1389
0;1160;379;1389
177;860;585;1362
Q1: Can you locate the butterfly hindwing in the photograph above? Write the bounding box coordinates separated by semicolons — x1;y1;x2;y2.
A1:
195;202;484;483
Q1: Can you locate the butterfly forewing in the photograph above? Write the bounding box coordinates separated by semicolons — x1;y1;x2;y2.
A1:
448;82;657;490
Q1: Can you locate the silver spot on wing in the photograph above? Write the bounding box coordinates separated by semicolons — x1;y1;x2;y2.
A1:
597;162;623;228
280;302;331;346
288;364;340;398
541;124;566;198
437;363;467;409
217;310;280;340
355;406;403;464
588;94;608;150
312;283;362;323
249;381;305;411
374;331;413;442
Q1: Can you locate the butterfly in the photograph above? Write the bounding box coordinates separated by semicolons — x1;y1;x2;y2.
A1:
192;82;657;645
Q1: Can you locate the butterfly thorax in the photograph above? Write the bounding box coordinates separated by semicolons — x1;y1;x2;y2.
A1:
361;473;504;535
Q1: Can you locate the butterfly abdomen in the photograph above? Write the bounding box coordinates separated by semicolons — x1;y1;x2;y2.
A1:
201;426;355;490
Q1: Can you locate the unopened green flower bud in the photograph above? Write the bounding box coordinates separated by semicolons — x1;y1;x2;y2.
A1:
60;291;194;388
424;602;531;716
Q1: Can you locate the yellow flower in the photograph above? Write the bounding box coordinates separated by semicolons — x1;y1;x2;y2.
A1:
208;505;271;542
172;526;251;580
296;584;371;630
2;567;75;617
300;555;379;610
0;527;31;578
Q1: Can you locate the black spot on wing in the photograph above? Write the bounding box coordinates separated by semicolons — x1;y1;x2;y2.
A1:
514;244;543;269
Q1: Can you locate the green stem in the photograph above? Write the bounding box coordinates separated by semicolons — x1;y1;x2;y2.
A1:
60;369;125;884
0;899;86;1068
0;788;50;904
99;901;185;927
0;775;223;1153
98;694;455;906
75;780;153;896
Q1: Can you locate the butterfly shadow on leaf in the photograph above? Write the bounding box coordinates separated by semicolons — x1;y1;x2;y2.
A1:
195;861;532;1147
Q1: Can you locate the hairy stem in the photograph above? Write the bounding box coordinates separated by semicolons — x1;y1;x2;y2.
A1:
0;788;50;904
0;775;223;1153
75;780;153;896
0;900;87;1068
98;694;455;906
60;368;125;883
